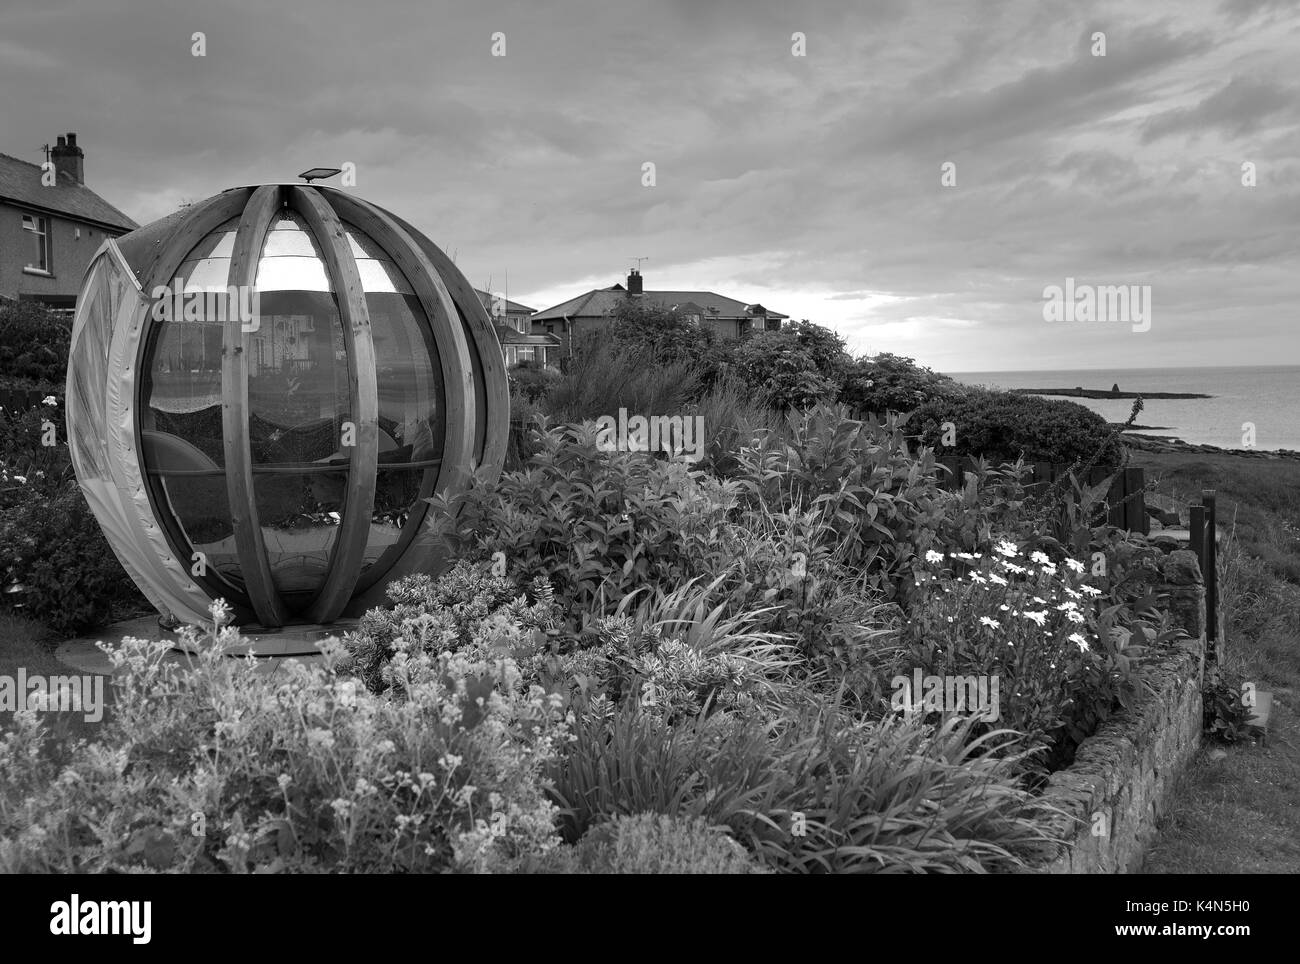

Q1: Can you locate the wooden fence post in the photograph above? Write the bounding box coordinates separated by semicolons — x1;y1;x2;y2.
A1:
1105;472;1125;528
1125;467;1147;534
1189;504;1206;572
939;456;959;490
1203;489;1218;655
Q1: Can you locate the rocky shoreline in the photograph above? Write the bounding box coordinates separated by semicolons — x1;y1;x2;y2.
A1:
1012;387;1212;400
1123;432;1300;461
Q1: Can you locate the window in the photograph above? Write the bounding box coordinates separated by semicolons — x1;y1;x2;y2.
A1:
22;214;50;273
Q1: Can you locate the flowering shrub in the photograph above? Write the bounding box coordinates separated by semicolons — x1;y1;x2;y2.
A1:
346;569;779;726
0;602;569;874
339;560;559;694
0;400;73;507
900;541;1138;771
535;612;771;723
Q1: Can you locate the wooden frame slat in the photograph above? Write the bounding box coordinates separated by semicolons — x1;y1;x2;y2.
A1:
134;187;258;623
323;192;478;606
382;205;510;480
132;188;248;294
222;184;290;627
288;186;381;624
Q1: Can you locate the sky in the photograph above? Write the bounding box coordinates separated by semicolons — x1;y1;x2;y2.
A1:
2;0;1298;372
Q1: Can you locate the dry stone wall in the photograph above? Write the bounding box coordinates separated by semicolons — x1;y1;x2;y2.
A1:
1024;549;1205;874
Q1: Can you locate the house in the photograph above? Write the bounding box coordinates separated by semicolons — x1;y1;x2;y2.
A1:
475;289;560;367
0;133;138;309
530;269;789;358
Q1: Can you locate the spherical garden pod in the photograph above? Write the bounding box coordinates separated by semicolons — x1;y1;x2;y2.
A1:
66;184;508;630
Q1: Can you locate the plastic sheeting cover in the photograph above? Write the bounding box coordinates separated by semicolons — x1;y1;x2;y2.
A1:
66;240;213;627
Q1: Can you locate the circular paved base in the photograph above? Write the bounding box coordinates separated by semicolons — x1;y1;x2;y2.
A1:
55;615;345;676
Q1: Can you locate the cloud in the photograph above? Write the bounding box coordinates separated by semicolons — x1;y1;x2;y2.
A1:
1141;76;1297;142
2;0;1297;370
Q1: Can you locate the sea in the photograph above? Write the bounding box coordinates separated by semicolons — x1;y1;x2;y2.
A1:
944;366;1300;452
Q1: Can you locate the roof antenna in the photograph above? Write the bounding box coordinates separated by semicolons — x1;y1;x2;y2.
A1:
629;257;649;272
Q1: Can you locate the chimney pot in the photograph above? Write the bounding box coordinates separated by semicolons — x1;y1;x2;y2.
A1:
627;268;643;296
50;132;85;184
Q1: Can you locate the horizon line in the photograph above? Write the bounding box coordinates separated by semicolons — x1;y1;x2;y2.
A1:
943;364;1300;375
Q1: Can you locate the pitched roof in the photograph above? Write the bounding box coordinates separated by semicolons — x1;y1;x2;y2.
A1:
668;300;709;316
0;153;138;233
532;284;788;322
474;288;534;315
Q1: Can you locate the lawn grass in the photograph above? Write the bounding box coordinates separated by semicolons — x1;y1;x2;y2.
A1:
1128;448;1300;874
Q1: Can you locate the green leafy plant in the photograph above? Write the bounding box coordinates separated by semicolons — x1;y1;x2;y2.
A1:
1202;668;1259;744
0;299;70;390
0;401;73;506
508;362;560;403
729;404;949;603
0;481;145;636
838;352;963;416
727;321;849;410
547;695;1060;873
571;813;765;873
915;388;1123;467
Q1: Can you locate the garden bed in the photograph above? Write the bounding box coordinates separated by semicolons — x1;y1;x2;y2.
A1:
1024;555;1207;873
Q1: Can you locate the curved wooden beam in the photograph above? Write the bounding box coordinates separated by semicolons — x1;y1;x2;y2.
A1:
134;187;258;623
385;206;510;483
344;206;511;607
223;184;290;627
288;186;380;624
323;192;477;603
